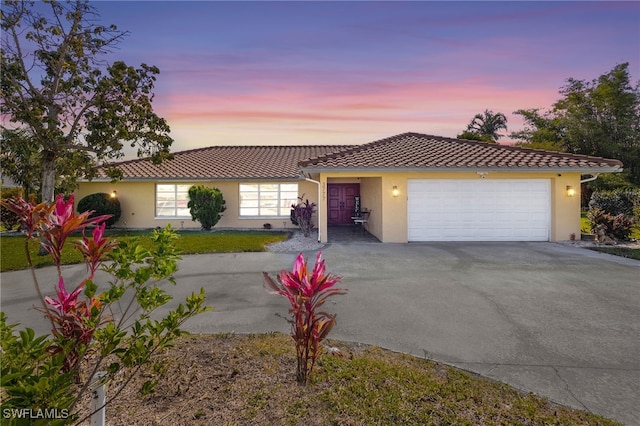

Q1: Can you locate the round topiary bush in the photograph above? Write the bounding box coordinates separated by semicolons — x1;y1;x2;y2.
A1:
77;192;121;227
588;189;639;217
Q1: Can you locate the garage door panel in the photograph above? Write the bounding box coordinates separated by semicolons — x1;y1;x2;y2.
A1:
407;179;550;242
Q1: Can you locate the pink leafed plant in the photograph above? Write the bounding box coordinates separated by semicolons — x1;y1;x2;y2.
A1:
40;194;112;270
263;251;347;384
74;222;119;276
1;193;209;421
1;194;116;373
44;276;105;372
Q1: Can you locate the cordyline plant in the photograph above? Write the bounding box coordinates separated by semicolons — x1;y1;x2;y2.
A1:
263;252;347;385
290;195;316;238
0;195;209;425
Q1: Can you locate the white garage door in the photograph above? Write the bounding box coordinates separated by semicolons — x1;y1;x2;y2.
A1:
407;179;550;241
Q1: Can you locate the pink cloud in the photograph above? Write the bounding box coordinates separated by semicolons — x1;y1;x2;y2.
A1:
161;74;558;115
153;74;559;150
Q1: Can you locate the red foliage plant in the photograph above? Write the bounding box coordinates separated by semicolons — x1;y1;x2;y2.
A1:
263;252;347;385
1;194;116;373
1;193;209;421
291;196;316;238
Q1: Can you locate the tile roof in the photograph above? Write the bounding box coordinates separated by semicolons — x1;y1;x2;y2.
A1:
96;132;622;180
300;132;623;172
96;145;352;180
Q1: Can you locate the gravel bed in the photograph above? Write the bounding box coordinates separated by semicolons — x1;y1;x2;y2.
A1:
557;239;639;249
265;230;326;253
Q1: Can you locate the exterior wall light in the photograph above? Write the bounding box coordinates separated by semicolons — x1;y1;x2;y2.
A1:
110;190;117;199
566;186;576;197
392;186;399;197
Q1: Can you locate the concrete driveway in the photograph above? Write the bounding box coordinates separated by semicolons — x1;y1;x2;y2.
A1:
1;242;639;425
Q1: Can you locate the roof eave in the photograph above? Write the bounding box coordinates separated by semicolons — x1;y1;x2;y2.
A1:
78;176;306;183
299;165;624;174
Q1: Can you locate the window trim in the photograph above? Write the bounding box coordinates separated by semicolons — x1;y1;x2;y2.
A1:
239;182;299;218
155;183;192;218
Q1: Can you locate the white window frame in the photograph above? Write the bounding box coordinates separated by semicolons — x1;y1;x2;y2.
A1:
155;183;192;218
239;182;299;218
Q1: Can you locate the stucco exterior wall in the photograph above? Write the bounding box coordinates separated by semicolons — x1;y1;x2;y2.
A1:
75;179;320;230
76;171;582;242
359;177;382;240
551;173;582;241
75;181;156;228
316;171;583;243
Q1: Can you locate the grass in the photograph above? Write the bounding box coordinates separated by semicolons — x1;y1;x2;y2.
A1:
586;247;640;260
580;212;591;234
0;229;288;272
98;333;622;425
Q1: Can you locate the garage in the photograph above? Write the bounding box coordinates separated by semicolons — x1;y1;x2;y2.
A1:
407;179;551;241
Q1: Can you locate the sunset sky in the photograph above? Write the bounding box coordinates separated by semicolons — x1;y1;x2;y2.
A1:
93;1;639;152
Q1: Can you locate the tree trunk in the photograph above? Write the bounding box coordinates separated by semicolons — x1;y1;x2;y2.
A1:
38;155;56;256
41;155;56;204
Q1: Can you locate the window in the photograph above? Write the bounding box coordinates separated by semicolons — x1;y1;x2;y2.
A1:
156;184;191;217
239;183;298;217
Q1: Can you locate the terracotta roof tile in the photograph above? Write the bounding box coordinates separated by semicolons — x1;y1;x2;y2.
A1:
96;145;352;180
96;133;623;180
300;133;623;171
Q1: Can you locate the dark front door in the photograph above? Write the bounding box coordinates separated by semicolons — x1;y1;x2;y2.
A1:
328;184;360;225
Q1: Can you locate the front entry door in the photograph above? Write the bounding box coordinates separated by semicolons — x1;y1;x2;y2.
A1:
328;184;360;225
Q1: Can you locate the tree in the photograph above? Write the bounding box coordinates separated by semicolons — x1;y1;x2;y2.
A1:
510;63;640;185
510;108;564;151
461;109;508;142
1;0;173;203
456;130;494;143
555;63;639;183
0;129;41;197
187;185;226;230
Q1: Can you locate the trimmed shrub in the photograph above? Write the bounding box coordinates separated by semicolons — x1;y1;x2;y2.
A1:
77;193;121;227
187;185;226;230
588;189;639;217
1;187;24;230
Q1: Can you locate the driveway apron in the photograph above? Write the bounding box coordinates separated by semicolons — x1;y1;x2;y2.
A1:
1;242;638;425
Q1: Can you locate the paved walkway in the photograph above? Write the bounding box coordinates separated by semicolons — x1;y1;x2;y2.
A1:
328;225;380;243
1;242;638;425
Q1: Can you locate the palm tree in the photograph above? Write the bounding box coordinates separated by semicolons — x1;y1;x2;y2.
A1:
464;109;508;142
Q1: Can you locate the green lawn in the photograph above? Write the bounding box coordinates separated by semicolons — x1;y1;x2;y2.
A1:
580;212;591;234
586;247;640;260
0;229;288;272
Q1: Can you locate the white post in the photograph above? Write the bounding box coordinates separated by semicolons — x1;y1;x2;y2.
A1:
91;372;107;426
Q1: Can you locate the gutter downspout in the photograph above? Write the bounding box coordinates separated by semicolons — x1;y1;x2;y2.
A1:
580;174;600;184
304;177;322;242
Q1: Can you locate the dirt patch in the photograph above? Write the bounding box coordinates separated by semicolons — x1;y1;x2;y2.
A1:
77;333;332;425
73;333;620;426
